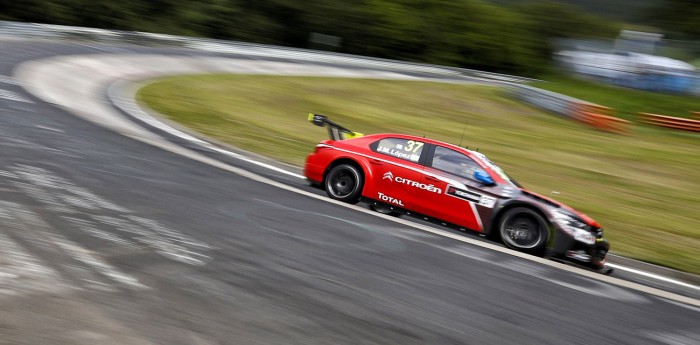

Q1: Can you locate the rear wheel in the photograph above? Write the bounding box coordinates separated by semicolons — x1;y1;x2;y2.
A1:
499;207;548;255
325;164;363;204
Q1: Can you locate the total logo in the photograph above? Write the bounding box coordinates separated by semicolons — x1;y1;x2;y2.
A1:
377;192;404;206
382;171;442;194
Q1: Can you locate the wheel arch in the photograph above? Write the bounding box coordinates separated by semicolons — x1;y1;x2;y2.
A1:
487;201;553;242
323;157;371;190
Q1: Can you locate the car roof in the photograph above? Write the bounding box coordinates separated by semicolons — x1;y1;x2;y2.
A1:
334;133;517;186
357;133;474;154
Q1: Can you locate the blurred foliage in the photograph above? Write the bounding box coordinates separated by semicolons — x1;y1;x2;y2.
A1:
8;0;694;77
492;0;660;23
645;0;700;40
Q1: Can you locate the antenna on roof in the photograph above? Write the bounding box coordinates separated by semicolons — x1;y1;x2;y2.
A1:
459;125;466;147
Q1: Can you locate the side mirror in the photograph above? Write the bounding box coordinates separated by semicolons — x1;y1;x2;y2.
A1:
474;171;495;185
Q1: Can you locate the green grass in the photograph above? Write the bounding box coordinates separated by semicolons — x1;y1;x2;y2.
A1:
531;74;700;120
138;74;700;274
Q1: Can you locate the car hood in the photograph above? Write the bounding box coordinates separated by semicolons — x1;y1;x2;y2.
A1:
520;189;602;228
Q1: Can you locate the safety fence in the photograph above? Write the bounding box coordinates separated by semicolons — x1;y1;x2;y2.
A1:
640;113;700;132
511;84;630;134
572;104;630;134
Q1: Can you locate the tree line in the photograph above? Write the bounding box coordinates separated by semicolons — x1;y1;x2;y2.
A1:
0;0;694;76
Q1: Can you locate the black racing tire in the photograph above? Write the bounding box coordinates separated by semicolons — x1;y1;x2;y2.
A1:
370;203;400;217
498;207;548;255
306;179;323;189
325;164;363;204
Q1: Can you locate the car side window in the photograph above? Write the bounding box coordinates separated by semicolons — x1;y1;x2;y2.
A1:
372;138;425;163
431;146;484;180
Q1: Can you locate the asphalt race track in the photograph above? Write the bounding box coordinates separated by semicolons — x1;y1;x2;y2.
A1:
0;38;699;345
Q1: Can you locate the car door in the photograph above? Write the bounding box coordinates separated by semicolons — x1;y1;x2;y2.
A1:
367;137;428;211
416;145;498;232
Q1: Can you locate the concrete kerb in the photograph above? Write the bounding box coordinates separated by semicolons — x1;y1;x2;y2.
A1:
608;254;700;287
107;79;305;179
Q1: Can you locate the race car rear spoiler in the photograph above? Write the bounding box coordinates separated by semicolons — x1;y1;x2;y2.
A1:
308;113;364;141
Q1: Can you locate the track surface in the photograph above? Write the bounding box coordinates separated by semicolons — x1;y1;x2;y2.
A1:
0;39;699;345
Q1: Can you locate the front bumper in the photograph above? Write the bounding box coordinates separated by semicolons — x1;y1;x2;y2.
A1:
550;228;610;270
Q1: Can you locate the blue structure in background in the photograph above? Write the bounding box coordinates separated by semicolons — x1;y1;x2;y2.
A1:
556;31;699;96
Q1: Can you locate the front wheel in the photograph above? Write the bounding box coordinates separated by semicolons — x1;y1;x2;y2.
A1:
498;207;548;255
325;164;363;203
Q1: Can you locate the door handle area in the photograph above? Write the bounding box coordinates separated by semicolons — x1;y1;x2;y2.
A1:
370;159;383;166
425;176;440;182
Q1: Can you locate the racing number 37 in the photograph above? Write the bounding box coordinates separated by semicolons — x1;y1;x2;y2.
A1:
405;140;423;154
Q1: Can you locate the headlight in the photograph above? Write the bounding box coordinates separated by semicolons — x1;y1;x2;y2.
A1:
553;210;596;245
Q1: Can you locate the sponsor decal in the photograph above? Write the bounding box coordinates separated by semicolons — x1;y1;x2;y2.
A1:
447;186;497;208
447;186;481;203
573;229;596;245
382;171;442;194
394;176;442;194
500;187;515;197
478;195;497;208
377;192;404;206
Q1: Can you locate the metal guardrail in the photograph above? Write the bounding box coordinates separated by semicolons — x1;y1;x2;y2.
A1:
0;21;187;45
512;84;631;134
5;20;616;131
0;20;537;84
511;83;583;117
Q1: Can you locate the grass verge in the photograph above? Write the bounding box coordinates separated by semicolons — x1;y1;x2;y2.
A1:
138;74;700;274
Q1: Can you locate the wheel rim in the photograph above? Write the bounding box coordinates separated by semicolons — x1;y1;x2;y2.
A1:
503;215;543;249
328;169;358;198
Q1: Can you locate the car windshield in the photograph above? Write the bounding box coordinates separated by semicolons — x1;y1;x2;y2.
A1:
471;151;522;187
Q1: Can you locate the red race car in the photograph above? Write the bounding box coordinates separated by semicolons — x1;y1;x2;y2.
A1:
304;114;611;272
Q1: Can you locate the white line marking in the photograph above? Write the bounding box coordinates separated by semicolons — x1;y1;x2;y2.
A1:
4;200;148;291
0;89;33;103
35;125;64;132
52;239;148;290
0;75;19;85
0;231;70;294
109;86;305;180
607;263;700;292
